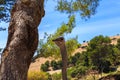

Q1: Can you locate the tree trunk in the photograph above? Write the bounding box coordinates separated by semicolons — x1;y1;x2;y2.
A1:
0;0;45;80
60;45;68;80
53;37;68;80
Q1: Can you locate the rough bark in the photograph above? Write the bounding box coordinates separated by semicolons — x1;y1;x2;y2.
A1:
53;37;68;80
0;0;45;80
60;43;68;80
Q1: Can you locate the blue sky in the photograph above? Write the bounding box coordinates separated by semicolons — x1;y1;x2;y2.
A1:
0;0;120;48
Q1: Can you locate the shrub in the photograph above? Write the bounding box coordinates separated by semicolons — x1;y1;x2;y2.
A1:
41;61;50;71
100;60;111;73
69;53;81;66
41;64;49;71
51;73;62;80
57;60;62;69
45;61;50;67
28;71;48;80
71;66;88;78
51;60;59;70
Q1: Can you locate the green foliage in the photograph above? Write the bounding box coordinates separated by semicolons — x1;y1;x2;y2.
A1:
87;35;113;73
28;71;49;80
68;52;89;67
116;39;120;49
0;0;15;22
69;53;81;66
69;35;120;78
51;60;62;70
39;35;120;79
45;61;50;67
41;52;86;72
50;73;62;80
37;15;78;58
57;60;62;69
83;53;89;66
71;66;88;78
41;61;50;71
100;60;111;73
56;0;100;19
51;60;58;70
111;40;120;65
0;0;5;4
0;0;100;22
41;60;62;72
47;15;76;40
88;35;111;50
38;37;79;58
41;64;49;72
66;37;80;56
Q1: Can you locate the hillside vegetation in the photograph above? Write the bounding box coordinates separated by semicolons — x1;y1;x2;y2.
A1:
28;35;120;80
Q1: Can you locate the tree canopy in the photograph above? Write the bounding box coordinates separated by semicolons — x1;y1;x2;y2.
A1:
57;0;100;19
0;0;100;22
0;0;15;22
87;35;113;72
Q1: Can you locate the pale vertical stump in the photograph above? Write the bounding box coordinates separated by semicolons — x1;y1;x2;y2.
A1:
53;37;68;80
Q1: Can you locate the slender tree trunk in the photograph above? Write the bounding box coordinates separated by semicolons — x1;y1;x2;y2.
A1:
53;37;68;80
60;45;68;80
0;0;45;80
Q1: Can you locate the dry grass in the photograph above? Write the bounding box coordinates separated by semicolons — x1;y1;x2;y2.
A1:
27;71;48;80
29;57;53;71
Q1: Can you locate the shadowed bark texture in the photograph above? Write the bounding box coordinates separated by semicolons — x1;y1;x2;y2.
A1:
0;0;45;80
53;37;68;80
